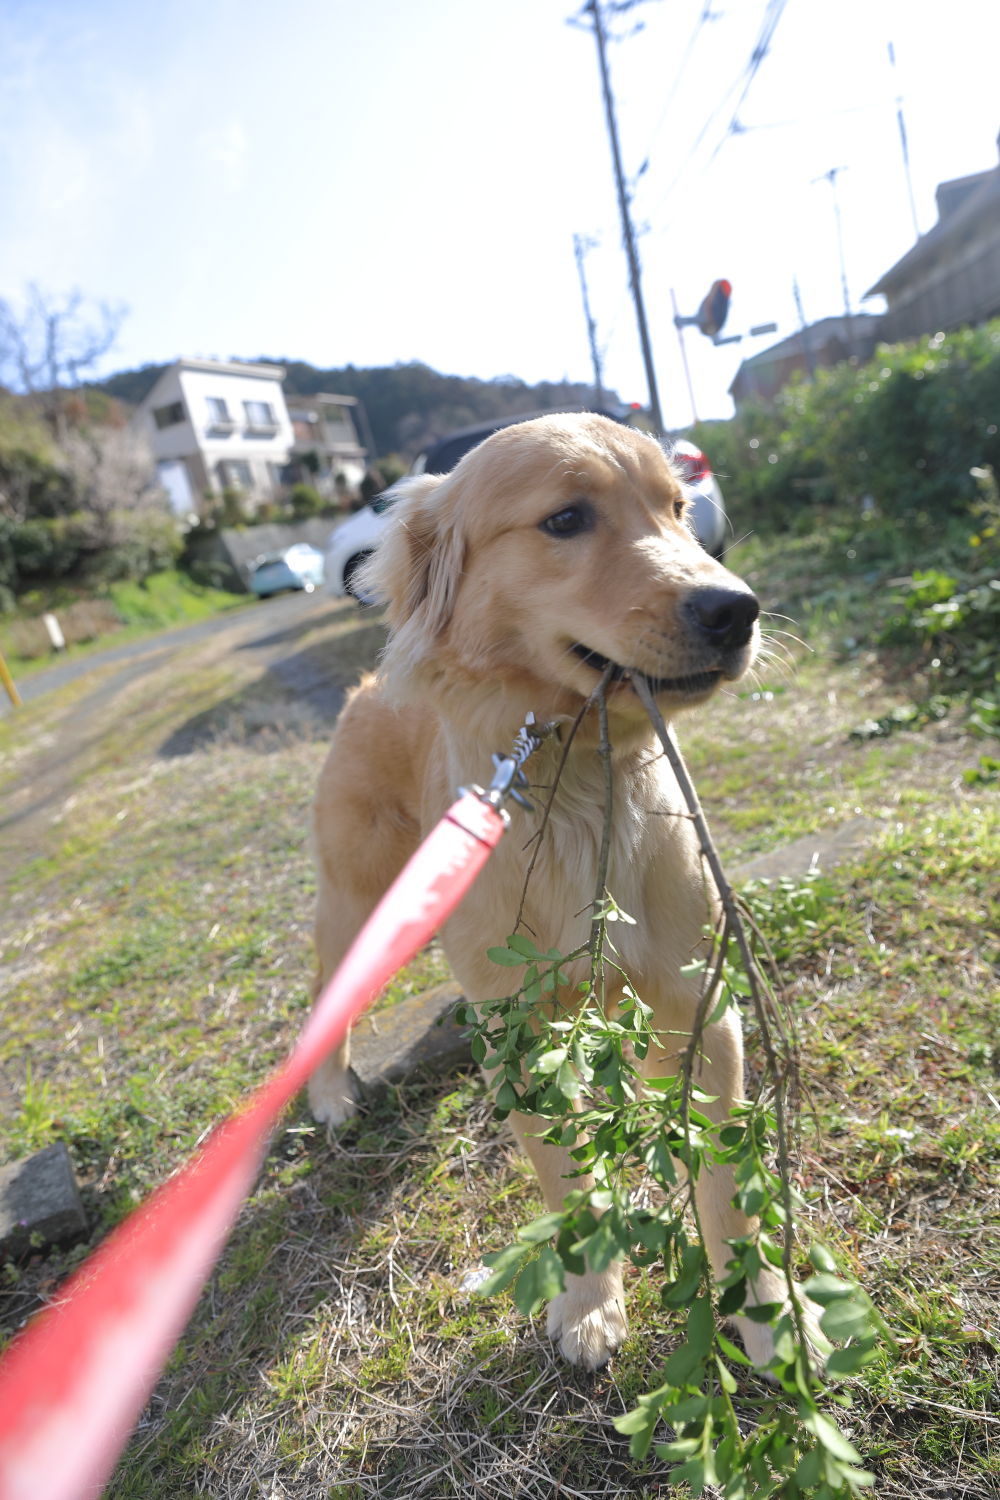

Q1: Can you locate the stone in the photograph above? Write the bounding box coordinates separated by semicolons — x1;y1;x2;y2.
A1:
348;980;472;1100
0;1142;87;1259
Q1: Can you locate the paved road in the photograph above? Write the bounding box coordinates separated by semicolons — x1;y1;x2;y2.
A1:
0;590;334;718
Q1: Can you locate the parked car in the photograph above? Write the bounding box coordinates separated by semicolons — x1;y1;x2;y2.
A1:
324;409;728;599
248;542;325;598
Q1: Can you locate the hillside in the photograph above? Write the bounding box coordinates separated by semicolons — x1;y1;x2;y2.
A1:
94;359;614;460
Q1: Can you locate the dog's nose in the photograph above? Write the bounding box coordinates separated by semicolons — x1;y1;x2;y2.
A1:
686;585;760;650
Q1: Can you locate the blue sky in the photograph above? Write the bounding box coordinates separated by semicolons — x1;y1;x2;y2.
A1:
1;0;998;430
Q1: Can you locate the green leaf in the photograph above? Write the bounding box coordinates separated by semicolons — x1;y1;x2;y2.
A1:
556;1059;582;1099
663;1340;704;1386
808;1243;838;1274
799;1407;864;1464
643;1134;678;1186
802;1272;857;1305
820;1297;875;1342
663;1393;708;1424
513;1246;565;1315
516;1211;565;1244
687;1293;714;1351
477;1243;529;1296
505;932;545;959
486;945;525;966
494;1079;518;1114
716;1332;753;1367
656;1437;700;1460
824;1338;879;1377
534;1047;568;1075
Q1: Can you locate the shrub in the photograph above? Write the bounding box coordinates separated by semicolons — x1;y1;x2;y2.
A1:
288;482;323;519
691;321;1000;533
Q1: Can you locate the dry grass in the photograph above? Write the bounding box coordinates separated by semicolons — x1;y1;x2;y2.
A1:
0;572;998;1498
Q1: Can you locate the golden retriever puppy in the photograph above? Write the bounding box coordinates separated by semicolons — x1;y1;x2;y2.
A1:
309;413;788;1372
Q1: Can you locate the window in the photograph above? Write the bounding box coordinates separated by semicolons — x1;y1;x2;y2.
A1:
153;400;185;430
243;399;277;431
206;396;232;424
219;459;253;490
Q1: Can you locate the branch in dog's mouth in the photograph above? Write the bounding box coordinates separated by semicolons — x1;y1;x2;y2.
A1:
570;643;721;697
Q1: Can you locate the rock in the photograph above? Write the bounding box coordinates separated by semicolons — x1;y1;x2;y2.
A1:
348;981;472;1100
0;1142;87;1259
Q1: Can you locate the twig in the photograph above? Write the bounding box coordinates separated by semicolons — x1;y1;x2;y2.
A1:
588;678;615;989
631;673;814;1364
514;664;616;932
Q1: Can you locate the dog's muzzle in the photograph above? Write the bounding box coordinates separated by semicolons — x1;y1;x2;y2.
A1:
570;584;759;698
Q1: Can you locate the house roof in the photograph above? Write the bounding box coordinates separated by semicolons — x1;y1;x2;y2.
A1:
174;357;286;381
731;314;880;373
133;357;288;419
865;149;1000;299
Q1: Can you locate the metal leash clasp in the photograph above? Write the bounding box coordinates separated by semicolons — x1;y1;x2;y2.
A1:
460;711;554;816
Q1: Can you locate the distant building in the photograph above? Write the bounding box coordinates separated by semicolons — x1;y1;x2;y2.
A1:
863;131;1000;341
729;130;1000;410
285;394;368;499
729;314;881;409
133;358;295;516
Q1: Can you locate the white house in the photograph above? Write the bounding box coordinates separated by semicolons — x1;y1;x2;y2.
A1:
286;393;368;498
133;358;296;516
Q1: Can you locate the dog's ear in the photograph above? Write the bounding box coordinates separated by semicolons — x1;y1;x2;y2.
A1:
360;474;466;684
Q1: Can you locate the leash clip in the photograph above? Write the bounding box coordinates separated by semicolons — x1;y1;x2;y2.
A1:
461;711;553;814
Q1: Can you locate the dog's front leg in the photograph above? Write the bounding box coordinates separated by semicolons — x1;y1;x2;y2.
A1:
505;1109;627;1371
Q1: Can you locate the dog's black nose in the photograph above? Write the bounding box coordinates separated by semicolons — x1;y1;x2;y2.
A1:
686;586;760;650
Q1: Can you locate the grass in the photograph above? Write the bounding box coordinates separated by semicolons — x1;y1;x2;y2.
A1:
0;526;997;1498
0;567;253;676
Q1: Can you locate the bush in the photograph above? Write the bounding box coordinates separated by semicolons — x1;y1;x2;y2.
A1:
0;509;183;600
288;483;323;519
691;321;1000;532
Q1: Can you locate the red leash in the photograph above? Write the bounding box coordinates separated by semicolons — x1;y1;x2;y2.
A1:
0;712;545;1500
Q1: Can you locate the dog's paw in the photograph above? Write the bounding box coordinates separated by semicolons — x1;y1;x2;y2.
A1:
307;1067;360;1128
546;1271;627;1371
730;1288;831;1378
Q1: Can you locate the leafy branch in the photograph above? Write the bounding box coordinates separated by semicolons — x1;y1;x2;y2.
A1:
458;679;889;1497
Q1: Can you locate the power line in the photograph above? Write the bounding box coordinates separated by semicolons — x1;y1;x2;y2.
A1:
646;0;790;223
703;0;789;168
632;2;721;180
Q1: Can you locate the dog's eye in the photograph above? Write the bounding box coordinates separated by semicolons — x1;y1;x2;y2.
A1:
540;503;593;538
673;498;686;520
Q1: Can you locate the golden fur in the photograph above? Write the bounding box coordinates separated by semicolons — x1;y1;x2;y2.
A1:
308;413;804;1371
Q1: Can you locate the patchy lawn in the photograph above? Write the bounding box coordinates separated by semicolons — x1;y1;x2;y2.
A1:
0;553;997;1498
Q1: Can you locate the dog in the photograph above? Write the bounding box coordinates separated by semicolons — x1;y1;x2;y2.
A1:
308;412;802;1372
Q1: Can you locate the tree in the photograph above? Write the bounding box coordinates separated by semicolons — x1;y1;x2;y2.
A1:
0;284;126;441
58;424;162;545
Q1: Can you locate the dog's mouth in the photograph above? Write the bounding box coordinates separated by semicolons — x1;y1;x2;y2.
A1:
570;643;722;697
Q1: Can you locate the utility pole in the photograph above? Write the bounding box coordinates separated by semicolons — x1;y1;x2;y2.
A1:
792;276;815;380
580;1;665;433
814;166;854;356
573;233;607;406
888;41;921;241
669;287;698;424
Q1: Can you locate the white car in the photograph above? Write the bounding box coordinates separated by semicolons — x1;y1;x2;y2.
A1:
325;413;728;600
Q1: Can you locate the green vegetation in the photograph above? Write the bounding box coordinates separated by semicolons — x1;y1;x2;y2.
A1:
0;395;997;1494
0;568;251;673
693;321;1000;526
